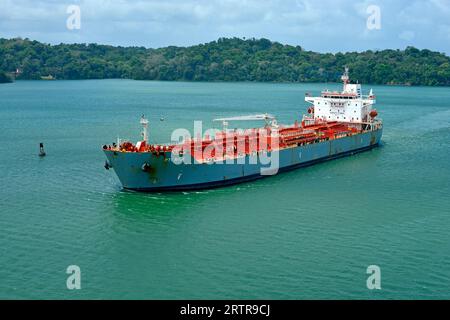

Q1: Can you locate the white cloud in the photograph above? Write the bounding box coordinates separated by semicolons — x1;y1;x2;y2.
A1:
399;30;415;41
0;0;448;54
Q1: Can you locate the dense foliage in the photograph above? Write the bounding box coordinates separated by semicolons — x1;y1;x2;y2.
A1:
0;71;12;83
1;37;449;86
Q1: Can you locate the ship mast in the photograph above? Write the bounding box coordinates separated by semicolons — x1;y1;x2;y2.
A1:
140;115;149;143
341;67;350;91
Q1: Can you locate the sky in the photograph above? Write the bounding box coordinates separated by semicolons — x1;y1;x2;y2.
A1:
0;0;449;54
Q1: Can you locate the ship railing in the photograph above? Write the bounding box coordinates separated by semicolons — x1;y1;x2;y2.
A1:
359;119;382;132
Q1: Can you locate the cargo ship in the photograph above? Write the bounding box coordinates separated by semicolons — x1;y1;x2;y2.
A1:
103;68;382;191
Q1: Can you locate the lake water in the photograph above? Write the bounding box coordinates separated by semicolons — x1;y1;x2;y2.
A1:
0;80;449;299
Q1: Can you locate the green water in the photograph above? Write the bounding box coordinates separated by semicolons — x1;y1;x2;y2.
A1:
0;80;449;299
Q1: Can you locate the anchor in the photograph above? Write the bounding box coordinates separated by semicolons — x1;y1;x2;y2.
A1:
104;161;112;170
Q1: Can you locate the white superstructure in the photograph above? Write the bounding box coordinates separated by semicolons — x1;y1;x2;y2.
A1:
305;68;376;124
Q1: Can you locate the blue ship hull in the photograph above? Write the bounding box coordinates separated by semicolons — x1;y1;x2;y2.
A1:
104;128;382;192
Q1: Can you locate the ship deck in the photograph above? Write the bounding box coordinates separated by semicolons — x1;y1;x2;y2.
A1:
103;120;382;164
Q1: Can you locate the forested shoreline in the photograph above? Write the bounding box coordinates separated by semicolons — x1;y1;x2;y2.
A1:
1;37;449;86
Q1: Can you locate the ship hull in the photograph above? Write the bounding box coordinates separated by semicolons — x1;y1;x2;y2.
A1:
104;128;382;192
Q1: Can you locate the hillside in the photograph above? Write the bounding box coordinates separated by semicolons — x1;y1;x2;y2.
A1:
1;37;449;86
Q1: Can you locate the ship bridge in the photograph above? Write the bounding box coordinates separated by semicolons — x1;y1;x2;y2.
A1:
305;68;376;124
